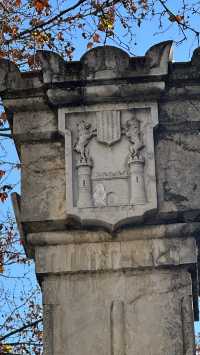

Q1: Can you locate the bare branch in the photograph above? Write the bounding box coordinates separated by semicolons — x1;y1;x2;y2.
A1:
0;318;43;342
158;0;200;40
5;0;87;44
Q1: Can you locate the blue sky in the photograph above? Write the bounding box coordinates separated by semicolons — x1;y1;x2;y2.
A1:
68;0;200;62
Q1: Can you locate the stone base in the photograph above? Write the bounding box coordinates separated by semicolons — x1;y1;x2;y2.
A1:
26;228;198;355
42;270;195;355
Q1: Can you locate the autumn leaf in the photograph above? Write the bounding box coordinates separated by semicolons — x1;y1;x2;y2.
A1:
30;18;43;27
0;112;7;122
37;331;43;340
2;23;12;34
0;192;8;202
140;0;148;9
33;0;49;13
98;9;115;34
169;14;184;23
14;15;21;22
0;170;5;178
131;4;137;12
57;32;64;41
15;0;21;6
32;30;51;45
65;49;73;57
87;42;93;49
11;49;24;60
28;54;41;68
2;344;12;352
12;26;19;38
93;33;100;43
27;55;34;67
0;50;6;58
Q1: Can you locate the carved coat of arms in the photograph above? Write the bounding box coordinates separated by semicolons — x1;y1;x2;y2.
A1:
96;111;121;145
59;104;158;229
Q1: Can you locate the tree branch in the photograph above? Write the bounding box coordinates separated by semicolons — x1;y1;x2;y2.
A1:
5;0;86;45
158;0;200;39
0;134;12;138
0;318;43;342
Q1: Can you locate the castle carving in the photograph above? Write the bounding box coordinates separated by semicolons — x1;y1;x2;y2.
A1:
59;103;158;228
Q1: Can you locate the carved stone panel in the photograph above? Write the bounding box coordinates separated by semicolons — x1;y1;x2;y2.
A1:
96;110;121;145
59;103;158;228
42;270;195;355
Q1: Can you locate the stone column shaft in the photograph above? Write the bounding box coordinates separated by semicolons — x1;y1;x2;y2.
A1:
27;228;197;355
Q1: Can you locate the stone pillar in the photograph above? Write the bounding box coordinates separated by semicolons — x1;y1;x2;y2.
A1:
77;162;93;208
27;227;197;355
2;42;200;355
129;159;146;205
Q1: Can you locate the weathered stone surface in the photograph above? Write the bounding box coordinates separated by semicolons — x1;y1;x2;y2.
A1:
191;47;200;66
4;42;200;354
159;100;200;125
42;270;195;355
13;110;57;138
1;44;199;229
58;102;158;228
21;142;65;222
0;62;42;94
80;46;130;80
3;96;49;113
26;222;200;246
155;100;200;219
35;237;196;274
36;50;68;83
0;59;22;91
145;40;173;74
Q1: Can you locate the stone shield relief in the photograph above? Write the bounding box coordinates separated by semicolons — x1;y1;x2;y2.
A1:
58;104;158;228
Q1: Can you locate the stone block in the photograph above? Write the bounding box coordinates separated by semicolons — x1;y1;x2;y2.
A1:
13;110;57;138
42;270;195;355
159;100;200;125
156;131;200;214
34;237;197;274
21;141;65;221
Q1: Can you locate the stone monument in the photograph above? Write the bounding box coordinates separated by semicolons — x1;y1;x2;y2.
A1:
1;41;200;354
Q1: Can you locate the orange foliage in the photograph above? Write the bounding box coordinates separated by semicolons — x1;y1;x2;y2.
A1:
33;0;49;13
15;0;21;7
0;192;8;202
169;14;184;23
0;170;6;178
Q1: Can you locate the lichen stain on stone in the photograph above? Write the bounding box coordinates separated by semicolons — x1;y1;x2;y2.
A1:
163;181;189;207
